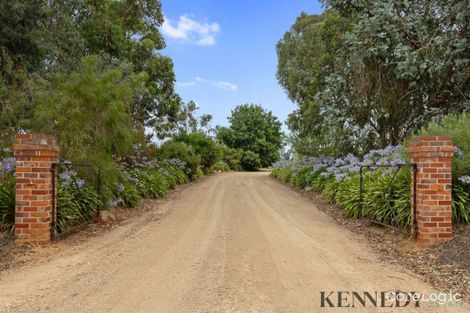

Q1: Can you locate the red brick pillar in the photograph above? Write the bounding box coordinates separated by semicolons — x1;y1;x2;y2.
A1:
13;134;59;245
408;136;454;245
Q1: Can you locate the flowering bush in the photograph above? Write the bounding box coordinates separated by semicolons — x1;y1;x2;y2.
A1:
213;161;230;172
0;154;193;235
0;157;15;177
56;181;102;234
272;144;470;226
422;113;470;191
0;172;15;232
158;141;201;180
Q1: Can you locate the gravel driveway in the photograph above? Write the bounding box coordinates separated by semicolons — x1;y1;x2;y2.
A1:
0;172;465;312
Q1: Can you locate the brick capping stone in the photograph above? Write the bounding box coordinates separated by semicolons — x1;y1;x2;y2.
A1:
13;134;59;245
408;136;454;245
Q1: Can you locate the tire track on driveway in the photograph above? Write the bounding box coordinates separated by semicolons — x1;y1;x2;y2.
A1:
0;172;465;312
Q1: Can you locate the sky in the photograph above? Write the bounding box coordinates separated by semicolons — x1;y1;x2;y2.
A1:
160;0;324;131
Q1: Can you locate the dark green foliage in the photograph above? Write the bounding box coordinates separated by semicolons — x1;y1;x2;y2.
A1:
159;141;201;179
0;174;15;232
213;161;230;172
56;183;102;234
0;0;186;150
273;165;414;229
166;165;189;185
221;146;243;171
278;1;470;157
34;56;137;172
175;132;221;172
421;113;470;181
276;11;355;157
271;166;294;183
453;186;470;224
241;151;262;171
132;169;169;199
323;179;339;204
120;182;142;208
0;1;47;146
218;104;283;169
291;166;315;189
359;170;411;229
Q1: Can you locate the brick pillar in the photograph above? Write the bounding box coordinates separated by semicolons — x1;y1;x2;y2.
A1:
408;136;454;245
13;134;59;245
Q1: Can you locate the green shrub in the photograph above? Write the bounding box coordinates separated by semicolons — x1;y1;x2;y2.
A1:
421;113;470;180
0;174;15;233
132;169;170;199
272;166;293;183
335;175;362;218
120;182;141;207
221;146;243;171
159;141;201;179
453;186;470;224
360;170;411;229
323;179;339;204
241;150;262;171
291;166;315;189
175;133;221;172
192;167;204;181
167;165;189;185
310;174;329;192
56;183;102;234
213;161;230;172
161;169;177;189
33;56;137;189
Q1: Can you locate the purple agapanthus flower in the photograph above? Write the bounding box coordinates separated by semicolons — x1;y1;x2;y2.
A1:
167;158;187;170
76;179;85;188
454;146;463;157
272;145;406;183
459;176;470;185
0;157;16;177
106;198;123;208
117;183;125;193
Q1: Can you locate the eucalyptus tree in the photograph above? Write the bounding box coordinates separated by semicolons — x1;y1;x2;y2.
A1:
277;0;470;156
0;0;183;148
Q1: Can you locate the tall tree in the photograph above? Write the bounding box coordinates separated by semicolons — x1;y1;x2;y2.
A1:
33;56;139;175
0;1;48;146
218;104;283;168
276;11;354;156
277;1;470;157
0;0;184;148
319;0;470;148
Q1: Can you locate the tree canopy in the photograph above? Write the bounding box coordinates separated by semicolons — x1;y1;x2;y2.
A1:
217;104;283;169
277;0;470;157
33;56;139;174
0;0;185;150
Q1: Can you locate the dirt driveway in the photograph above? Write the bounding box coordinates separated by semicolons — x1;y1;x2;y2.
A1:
0;172;465;312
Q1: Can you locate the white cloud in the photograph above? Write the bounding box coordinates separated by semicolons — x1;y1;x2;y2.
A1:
177;76;238;91
177;81;197;87
215;81;238;91
162;14;220;46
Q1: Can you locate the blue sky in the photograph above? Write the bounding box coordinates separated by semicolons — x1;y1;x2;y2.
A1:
160;0;324;131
